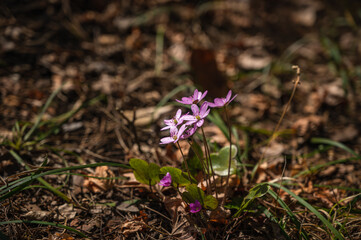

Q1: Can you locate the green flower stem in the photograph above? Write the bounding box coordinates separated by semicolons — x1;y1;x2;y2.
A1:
200;126;218;199
188;140;212;194
222;106;232;206
176;141;192;182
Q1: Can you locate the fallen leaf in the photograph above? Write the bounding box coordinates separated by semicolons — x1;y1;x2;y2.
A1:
237;49;271;70
121;219;146;236
83;166;115;193
331;125;358;142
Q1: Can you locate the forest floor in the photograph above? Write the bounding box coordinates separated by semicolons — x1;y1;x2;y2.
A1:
1;0;361;239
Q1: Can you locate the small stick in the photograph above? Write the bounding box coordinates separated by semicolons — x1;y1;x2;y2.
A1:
251;65;301;182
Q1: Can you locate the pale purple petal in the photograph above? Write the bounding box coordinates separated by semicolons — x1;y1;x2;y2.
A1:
164;119;174;125
214;98;225;107
208;102;217;108
181;124;197;139
189;200;202;213
159;172;172;187
176;124;187;139
229;94;237;103
160;125;171;131
200;90;208;101
182;115;196;121
160;137;174;144
203;108;210;118
170;127;178;136
175;109;182;119
226;90;232;102
199;102;209;116
176;97;192;104
191;104;199;115
193;89;199;101
196;119;204;127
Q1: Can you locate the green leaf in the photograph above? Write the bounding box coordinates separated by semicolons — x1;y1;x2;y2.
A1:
148;163;160;185
160;166;192;186
182;184;205;204
129;158;160;185
186;141;204;173
209;145;238;176
130;158;151;185
234;183;270;217
204;195;218;210
219;145;238;159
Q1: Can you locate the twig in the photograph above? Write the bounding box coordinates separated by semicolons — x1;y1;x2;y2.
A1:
251;65;301;182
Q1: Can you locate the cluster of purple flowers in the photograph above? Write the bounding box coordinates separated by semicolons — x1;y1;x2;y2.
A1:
158;89;237;213
160;89;237;145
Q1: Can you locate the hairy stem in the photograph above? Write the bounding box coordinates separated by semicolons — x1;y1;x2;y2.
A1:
188;139;212;194
222;106;232;206
201;127;218;199
176;141;192;182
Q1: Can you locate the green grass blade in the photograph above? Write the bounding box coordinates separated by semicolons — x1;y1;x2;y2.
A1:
268;182;344;239
268;189;309;239
24;84;63;141
0;220;87;238
293;157;358;178
8;150;71;203
0;162;130;201
259;205;292;240
311;137;359;158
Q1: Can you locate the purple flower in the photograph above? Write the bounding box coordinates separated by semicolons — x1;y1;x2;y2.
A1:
189;200;202;213
160;125;186;144
208;90;237;108
180;123;198;140
159;172;172;187
176;89;208;105
161;109;186;131
183;102;210;127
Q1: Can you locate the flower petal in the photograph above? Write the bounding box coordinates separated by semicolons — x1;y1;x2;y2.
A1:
160;137;174;144
196;119;204;127
228;94;237;104
175;109;182;118
200;90;208;101
199;102;209;116
193;89;199;101
214;98;225;107
191;104;199;115
226;90;232;102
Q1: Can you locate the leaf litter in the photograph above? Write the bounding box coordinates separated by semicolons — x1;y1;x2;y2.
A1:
1;0;361;239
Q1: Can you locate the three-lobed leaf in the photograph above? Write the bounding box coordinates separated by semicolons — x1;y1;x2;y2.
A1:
130;158;160;185
160;166;193;186
210;145;238;176
182;184;218;210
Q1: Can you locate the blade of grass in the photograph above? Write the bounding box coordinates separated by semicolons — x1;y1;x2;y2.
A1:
24;84;64;141
293;157;359;178
0;162;130;201
259;205;292;240
311;137;359;158
9;150;72;203
268;182;344;239
0;220;87;238
268;189;309;239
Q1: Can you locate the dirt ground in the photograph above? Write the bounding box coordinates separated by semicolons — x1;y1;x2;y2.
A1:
1;0;361;239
